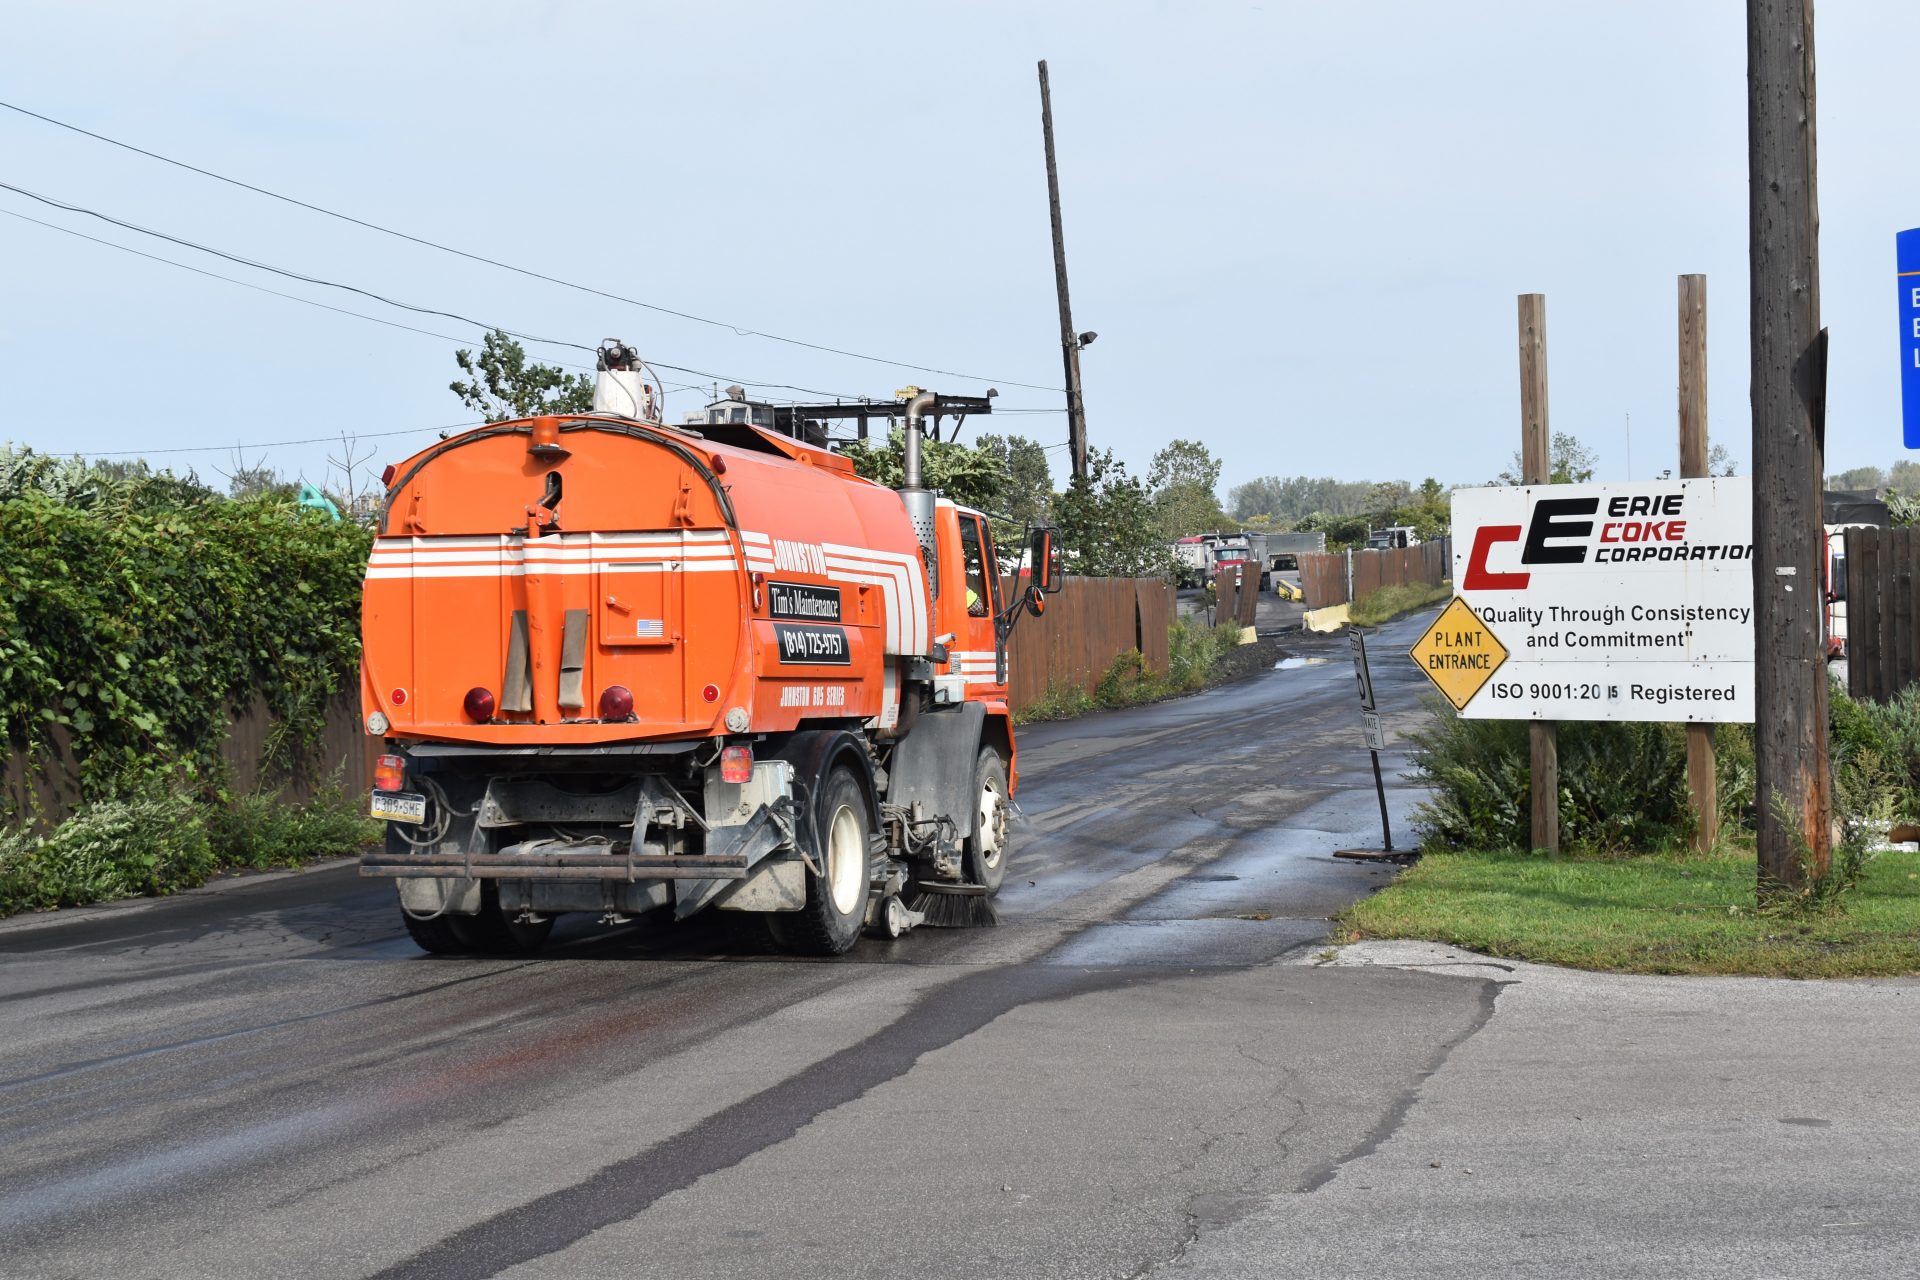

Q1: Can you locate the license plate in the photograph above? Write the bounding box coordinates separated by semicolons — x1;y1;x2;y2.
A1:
371;791;427;823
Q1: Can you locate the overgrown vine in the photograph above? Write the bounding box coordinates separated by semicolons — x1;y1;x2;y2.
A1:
0;451;370;815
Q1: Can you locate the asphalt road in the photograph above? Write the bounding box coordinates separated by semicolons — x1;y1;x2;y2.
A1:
0;610;1490;1280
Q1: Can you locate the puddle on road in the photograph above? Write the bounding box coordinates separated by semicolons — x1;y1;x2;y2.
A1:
1274;657;1328;670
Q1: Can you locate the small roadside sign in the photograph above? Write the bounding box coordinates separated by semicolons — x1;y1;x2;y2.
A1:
1349;628;1376;711
1361;709;1386;753
1409;597;1508;712
1348;627;1393;851
1900;228;1920;448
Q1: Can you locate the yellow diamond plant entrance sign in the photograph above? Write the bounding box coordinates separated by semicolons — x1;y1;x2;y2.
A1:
1409;597;1509;712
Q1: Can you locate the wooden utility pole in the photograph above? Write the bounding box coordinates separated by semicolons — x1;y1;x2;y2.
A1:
1748;0;1831;887
1678;273;1719;852
1518;293;1559;853
1037;59;1089;483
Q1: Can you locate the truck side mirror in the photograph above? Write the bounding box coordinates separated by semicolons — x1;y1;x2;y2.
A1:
1027;526;1063;595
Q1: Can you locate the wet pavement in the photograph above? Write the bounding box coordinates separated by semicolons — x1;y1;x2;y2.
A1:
0;609;1493;1279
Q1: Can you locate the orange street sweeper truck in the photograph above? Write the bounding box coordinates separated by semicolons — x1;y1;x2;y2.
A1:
359;343;1059;955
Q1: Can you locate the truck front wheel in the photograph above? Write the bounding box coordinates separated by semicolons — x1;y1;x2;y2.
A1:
768;766;869;956
962;748;1011;895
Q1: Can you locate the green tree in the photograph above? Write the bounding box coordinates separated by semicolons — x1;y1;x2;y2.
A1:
450;330;593;423
1054;449;1176;578
1829;464;1886;492
1498;432;1597;485
1396;477;1452;541
1147;438;1230;538
1296;510;1372;550
975;432;1055;526
1229;475;1375;523
1889;459;1920;494
839;429;1008;514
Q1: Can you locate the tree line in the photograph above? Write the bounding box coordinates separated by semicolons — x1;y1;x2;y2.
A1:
444;334;1784;569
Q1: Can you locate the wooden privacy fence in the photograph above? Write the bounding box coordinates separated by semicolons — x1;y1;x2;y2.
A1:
4;692;376;829
1004;575;1176;711
1213;564;1262;629
1844;526;1920;702
1299;539;1451;609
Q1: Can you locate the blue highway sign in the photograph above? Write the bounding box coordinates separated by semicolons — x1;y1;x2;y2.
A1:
1900;228;1920;448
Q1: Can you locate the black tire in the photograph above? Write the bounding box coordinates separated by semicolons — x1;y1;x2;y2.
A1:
768;766;870;957
962;748;1012;895
452;882;554;955
399;881;552;956
401;907;472;955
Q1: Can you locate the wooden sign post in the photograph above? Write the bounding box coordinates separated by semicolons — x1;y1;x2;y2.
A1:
1678;274;1719;851
1518;293;1559;853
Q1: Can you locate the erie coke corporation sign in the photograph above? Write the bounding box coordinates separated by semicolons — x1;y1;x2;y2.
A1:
1438;478;1754;723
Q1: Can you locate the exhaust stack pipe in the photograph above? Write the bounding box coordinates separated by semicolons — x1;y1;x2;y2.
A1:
901;389;937;489
898;389;939;599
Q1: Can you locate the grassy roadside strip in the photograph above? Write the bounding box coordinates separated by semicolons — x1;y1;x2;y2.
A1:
1337;845;1920;978
1015;617;1250;723
1348;580;1452;628
0;783;379;919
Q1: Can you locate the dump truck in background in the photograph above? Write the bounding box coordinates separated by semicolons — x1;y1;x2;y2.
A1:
1173;535;1211;588
358;344;1060;956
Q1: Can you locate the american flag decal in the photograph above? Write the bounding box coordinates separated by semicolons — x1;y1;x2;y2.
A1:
635;619;665;638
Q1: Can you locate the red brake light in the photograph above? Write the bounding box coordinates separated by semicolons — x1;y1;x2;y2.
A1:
701;684;720;703
463;687;496;721
374;754;406;793
599;685;635;720
720;744;754;784
380;463;397;487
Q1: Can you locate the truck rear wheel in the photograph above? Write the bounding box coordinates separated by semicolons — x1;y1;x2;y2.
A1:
399;883;552;956
401;908;471;955
768;766;869;957
457;883;555;955
962;748;1011;896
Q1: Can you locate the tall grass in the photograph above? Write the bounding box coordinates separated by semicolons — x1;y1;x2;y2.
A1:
0;781;379;918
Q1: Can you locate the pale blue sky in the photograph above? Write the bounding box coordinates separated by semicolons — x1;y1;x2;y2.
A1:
3;1;1916;498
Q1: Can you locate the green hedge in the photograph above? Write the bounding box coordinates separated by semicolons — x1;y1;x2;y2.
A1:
0;455;370;807
0;451;377;917
0;783;379;916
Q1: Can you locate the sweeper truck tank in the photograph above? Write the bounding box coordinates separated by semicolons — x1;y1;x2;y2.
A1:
359;344;1060;955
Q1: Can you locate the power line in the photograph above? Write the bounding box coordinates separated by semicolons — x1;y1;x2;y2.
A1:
0;192;860;402
36;422;483;459
0;205;580;362
0;189;1067;429
1;98;1064;394
0;179;588;354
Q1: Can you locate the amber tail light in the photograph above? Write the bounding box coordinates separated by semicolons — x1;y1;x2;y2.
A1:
373;754;406;793
720;744;754;785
